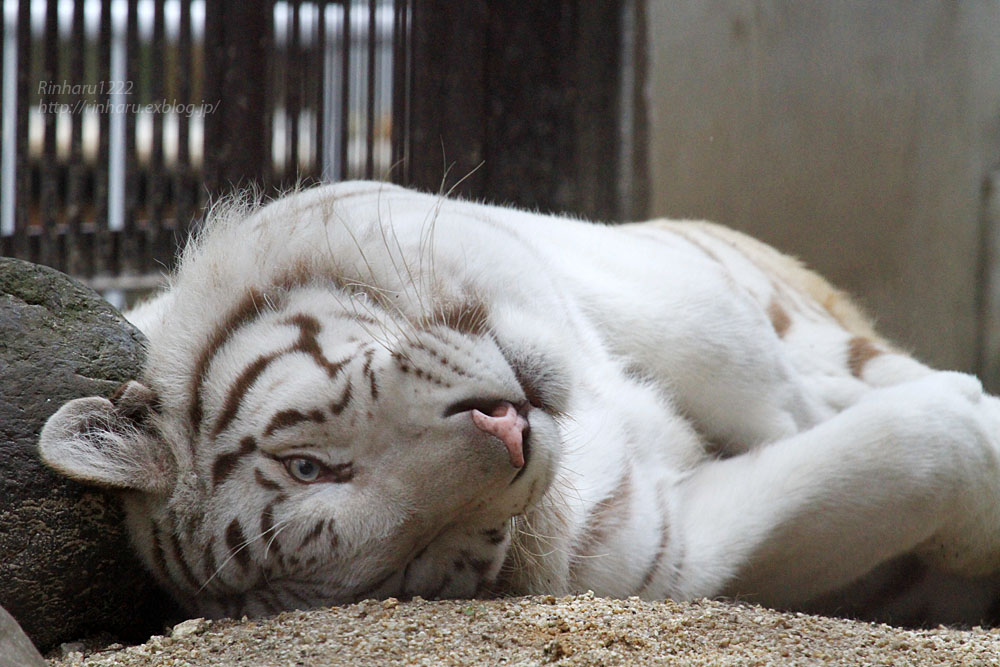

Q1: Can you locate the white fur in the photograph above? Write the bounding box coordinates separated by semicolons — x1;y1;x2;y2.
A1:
38;181;1000;624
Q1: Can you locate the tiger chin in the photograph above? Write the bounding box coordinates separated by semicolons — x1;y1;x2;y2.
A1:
40;181;1000;627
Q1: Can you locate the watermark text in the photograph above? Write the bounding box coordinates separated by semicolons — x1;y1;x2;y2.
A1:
38;79;134;96
37;99;220;117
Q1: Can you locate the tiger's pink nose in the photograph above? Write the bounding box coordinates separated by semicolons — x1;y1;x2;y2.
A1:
470;402;529;468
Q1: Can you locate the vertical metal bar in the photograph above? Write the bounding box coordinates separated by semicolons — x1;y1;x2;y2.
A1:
12;0;31;260
619;0;648;222
203;1;271;198
106;0;126;271
39;0;61;269
391;0;410;184
122;0;140;273
175;0;193;245
316;1;327;181
95;0;113;275
66;0;87;276
1;2;16;250
312;2;319;180
391;0;401;180
267;1;282;183
402;0;412;184
303;1;319;180
264;2;274;189
0;6;4;240
340;0;350;178
202;0;222;195
107;0;130;273
365;0;375;178
288;1;301;181
321;2;342;182
377;0;389;175
298;1;306;178
572;1;625;220
149;0;167;272
407;0;488;198
263;0;277;186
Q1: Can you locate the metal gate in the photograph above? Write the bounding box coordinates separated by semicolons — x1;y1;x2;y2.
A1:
1;0;636;296
1;0;406;292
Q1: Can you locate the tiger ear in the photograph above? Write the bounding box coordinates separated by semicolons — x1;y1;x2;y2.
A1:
39;381;176;494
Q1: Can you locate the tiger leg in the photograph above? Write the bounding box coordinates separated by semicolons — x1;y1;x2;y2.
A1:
666;371;1000;608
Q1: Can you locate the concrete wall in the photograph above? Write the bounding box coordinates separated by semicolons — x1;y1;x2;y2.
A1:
645;1;1000;379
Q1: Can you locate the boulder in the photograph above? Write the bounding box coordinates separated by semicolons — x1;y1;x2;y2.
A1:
0;604;45;667
0;258;177;652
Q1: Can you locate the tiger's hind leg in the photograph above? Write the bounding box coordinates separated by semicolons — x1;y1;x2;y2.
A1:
664;371;1000;614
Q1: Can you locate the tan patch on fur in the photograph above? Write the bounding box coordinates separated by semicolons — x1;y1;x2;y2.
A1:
847;336;883;378
274;259;314;291
640;220;888;345
767;299;792;338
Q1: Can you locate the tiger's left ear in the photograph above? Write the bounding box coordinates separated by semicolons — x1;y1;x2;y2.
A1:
39;381;176;494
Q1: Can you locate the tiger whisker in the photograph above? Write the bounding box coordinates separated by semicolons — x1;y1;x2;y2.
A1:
329;207;424;350
373;184;432;326
264;521;293;558
199;516;295;594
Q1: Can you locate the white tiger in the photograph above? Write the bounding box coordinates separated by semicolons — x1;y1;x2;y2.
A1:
39;181;1000;626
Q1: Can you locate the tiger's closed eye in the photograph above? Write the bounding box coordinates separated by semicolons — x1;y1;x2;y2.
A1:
281;456;354;484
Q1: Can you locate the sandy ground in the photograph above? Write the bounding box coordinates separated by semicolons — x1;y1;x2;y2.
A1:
49;594;1000;666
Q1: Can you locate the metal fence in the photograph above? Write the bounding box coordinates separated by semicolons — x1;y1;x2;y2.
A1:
1;1;634;299
0;0;406;293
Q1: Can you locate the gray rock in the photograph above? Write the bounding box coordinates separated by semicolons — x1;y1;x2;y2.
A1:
0;258;177;652
0;604;45;667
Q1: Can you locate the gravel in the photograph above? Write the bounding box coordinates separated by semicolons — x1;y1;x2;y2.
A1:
49;594;1000;666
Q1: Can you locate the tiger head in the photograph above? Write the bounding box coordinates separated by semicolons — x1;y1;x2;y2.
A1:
38;184;570;617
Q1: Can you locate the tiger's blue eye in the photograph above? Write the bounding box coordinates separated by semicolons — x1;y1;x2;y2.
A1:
276;455;354;484
286;457;321;483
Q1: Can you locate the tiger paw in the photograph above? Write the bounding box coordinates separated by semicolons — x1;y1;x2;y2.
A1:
400;525;510;599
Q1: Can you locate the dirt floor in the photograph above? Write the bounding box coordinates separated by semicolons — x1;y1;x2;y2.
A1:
48;594;1000;666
